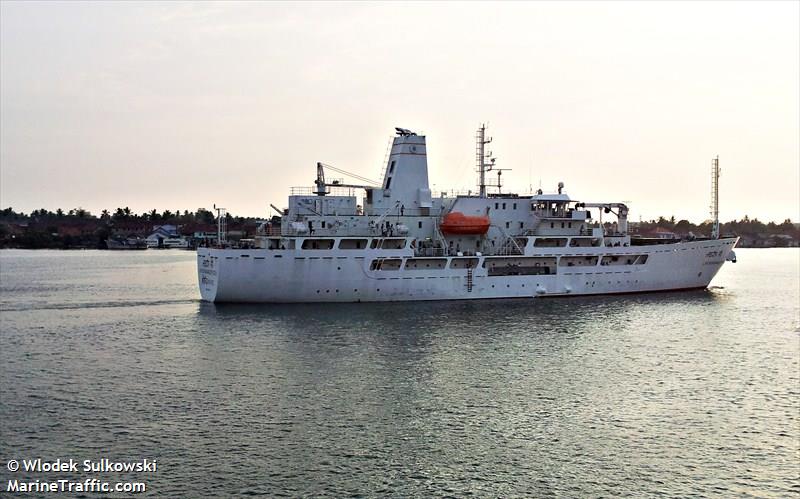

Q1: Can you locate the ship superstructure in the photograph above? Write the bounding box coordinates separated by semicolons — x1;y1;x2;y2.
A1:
197;127;737;303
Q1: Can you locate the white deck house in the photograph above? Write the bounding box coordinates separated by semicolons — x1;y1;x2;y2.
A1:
146;225;189;249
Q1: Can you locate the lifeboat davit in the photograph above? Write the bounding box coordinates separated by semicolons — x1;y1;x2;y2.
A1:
440;212;490;235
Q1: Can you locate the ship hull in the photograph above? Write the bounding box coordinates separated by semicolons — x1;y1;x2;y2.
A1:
197;237;738;303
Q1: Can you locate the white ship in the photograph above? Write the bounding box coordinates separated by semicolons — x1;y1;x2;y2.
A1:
197;127;737;303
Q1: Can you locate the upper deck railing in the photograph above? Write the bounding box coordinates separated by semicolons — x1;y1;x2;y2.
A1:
290;186;359;197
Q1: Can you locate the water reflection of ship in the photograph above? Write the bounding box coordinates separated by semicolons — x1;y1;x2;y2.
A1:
197;287;720;322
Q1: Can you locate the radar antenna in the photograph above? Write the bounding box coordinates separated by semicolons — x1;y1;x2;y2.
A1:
395;127;416;137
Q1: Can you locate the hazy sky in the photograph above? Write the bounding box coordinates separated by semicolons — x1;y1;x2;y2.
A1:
1;1;798;222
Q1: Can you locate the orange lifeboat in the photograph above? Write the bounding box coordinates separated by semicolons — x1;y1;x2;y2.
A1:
440;212;490;235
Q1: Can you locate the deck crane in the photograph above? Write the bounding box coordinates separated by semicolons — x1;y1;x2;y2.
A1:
314;162;380;195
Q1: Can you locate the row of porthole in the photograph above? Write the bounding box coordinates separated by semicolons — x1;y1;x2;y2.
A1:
564;270;633;275
586;280;640;287
314;278;649;295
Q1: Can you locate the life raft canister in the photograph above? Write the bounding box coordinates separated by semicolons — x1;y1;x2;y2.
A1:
440;212;491;235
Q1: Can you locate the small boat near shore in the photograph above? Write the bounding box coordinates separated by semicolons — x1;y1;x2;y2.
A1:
106;238;148;250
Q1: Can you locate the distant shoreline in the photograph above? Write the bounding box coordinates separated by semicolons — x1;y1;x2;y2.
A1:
2;208;797;250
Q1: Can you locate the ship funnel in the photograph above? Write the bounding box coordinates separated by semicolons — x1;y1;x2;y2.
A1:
373;129;431;216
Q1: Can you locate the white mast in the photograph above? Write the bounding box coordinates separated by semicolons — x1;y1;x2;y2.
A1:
710;156;720;239
476;124;494;198
214;204;227;247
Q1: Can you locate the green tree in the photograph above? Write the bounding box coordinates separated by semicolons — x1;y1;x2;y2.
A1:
673;219;694;234
196;208;215;224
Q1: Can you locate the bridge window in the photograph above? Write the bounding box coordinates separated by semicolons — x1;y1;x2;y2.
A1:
371;238;406;250
370;258;402;271
301;239;335;250
534;238;567;247
559;256;599;267
381;238;406;249
339;239;367;249
600;254;649;266
569;237;601;247
483;257;557;276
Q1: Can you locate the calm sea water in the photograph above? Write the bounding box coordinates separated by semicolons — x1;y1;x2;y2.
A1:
1;248;798;497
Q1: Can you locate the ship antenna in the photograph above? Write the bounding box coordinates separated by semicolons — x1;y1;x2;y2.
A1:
476;124;493;198
495;168;512;194
710;155;720;239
